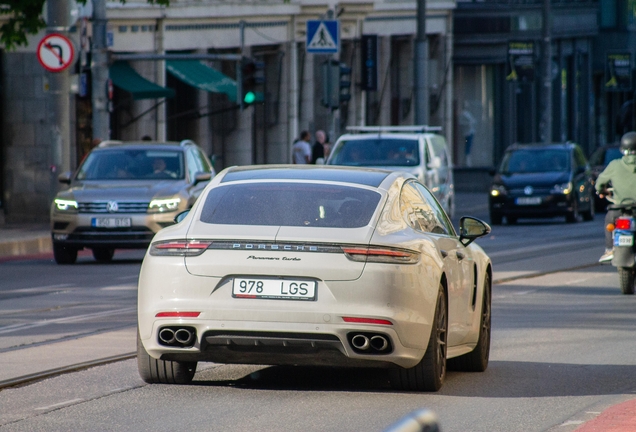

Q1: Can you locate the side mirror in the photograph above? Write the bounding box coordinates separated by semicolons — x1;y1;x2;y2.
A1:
193;172;212;185
458;216;491;246
428;156;441;169
58;171;72;184
174;210;190;224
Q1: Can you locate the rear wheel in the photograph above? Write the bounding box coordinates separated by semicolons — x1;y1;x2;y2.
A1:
582;195;595;221
92;247;114;262
566;199;579;223
489;213;502;226
53;243;77;264
137;330;197;384
618;267;636;295
390;284;447;392
448;273;491;372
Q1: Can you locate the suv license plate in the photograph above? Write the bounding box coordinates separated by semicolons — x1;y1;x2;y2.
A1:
516;197;541;205
615;234;634;247
232;278;316;301
92;217;132;228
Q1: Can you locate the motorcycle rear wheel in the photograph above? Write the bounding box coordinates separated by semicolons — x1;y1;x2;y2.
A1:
618;267;635;295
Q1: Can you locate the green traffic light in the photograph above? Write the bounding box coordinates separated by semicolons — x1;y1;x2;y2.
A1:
243;91;256;104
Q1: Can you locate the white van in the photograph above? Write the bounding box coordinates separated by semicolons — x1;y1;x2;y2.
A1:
326;126;455;217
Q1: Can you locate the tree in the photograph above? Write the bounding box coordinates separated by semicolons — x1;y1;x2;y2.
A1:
0;0;169;49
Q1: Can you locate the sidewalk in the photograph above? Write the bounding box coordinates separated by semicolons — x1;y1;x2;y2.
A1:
0;222;51;259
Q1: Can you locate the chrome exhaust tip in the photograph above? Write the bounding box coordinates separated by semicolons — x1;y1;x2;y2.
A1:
351;334;370;350
159;328;176;345
370;335;389;352
175;328;194;345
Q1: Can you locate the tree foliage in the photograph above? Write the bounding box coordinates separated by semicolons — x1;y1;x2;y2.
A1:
0;0;169;49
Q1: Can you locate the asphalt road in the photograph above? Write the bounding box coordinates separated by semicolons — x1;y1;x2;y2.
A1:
2;194;632;432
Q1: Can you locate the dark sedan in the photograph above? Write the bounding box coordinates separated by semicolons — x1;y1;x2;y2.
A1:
489;143;595;225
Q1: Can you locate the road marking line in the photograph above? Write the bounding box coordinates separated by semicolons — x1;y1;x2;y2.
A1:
0;307;136;334
35;398;84;410
560;420;585;426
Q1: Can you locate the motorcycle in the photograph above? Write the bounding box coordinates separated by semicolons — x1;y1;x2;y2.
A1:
604;191;636;294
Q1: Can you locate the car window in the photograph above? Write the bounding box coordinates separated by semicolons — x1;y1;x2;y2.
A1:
500;149;570;173
200;182;382;228
604;147;622;164
185;149;201;181
573;146;588;170
195;148;214;175
76;149;184;180
429;136;449;166
328;138;420;167
399;181;451;235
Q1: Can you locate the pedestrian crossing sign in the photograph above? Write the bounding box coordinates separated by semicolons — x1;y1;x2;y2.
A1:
306;20;339;54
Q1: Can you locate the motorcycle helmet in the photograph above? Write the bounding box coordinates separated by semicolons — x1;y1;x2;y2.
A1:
620;131;636;155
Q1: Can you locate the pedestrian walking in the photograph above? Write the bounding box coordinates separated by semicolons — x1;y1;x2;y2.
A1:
311;130;327;164
292;131;312;164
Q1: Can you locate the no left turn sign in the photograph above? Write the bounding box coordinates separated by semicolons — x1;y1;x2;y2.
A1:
37;33;75;72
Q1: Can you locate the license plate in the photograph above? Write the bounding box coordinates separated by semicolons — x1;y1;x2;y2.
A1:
232;278;316;301
516;197;541;205
614;234;634;247
92;217;132;228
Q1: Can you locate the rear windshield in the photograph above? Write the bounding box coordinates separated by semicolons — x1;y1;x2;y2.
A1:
76;149;184;180
328;139;420;167
200;182;382;228
499;149;570;174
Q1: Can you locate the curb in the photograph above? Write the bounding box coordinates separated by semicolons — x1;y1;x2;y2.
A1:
0;235;51;259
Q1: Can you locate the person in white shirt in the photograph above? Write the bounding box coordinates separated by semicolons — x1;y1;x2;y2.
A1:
292;130;312;164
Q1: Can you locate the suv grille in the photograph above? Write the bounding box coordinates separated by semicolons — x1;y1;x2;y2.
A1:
78;201;150;213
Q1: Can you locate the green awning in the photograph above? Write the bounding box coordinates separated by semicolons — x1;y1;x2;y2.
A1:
166;60;237;102
109;61;175;100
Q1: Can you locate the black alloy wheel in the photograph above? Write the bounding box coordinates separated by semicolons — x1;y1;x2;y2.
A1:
448;272;491;372
390;284;448;392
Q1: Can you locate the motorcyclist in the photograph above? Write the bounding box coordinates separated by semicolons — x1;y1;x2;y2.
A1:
595;131;636;262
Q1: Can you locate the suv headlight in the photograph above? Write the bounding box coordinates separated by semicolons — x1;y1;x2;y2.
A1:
490;185;507;197
148;197;181;213
54;198;78;213
550;182;572;195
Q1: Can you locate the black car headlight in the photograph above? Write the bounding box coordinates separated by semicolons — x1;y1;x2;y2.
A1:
490;185;507;197
550;182;572;195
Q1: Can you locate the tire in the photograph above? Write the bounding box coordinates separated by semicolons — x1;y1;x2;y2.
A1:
92;247;114;262
390;284;447;392
137;329;197;384
618;267;636;295
53;243;78;265
490;213;503;225
566;199;579;223
448;273;491;372
582;195;595;221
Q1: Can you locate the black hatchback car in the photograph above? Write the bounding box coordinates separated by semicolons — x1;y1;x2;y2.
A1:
489;142;595;225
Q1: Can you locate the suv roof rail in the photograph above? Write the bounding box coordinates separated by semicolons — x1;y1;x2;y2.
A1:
97;140;124;148
345;125;443;134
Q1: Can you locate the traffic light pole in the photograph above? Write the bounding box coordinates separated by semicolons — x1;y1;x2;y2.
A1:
92;0;110;143
414;0;429;126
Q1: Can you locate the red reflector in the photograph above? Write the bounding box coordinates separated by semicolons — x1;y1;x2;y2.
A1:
616;218;632;230
154;241;210;250
155;311;201;318
342;316;393;325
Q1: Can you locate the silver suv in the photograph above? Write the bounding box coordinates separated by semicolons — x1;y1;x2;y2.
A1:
326;126;455;217
50;140;215;264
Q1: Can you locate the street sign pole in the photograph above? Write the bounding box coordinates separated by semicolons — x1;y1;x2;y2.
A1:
46;0;72;201
92;0;110;143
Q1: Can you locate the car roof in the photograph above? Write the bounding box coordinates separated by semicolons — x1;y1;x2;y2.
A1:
96;139;197;150
505;142;578;151
336;133;437;141
220;165;397;188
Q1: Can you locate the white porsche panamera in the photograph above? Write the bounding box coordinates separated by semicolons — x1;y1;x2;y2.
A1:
137;165;493;391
